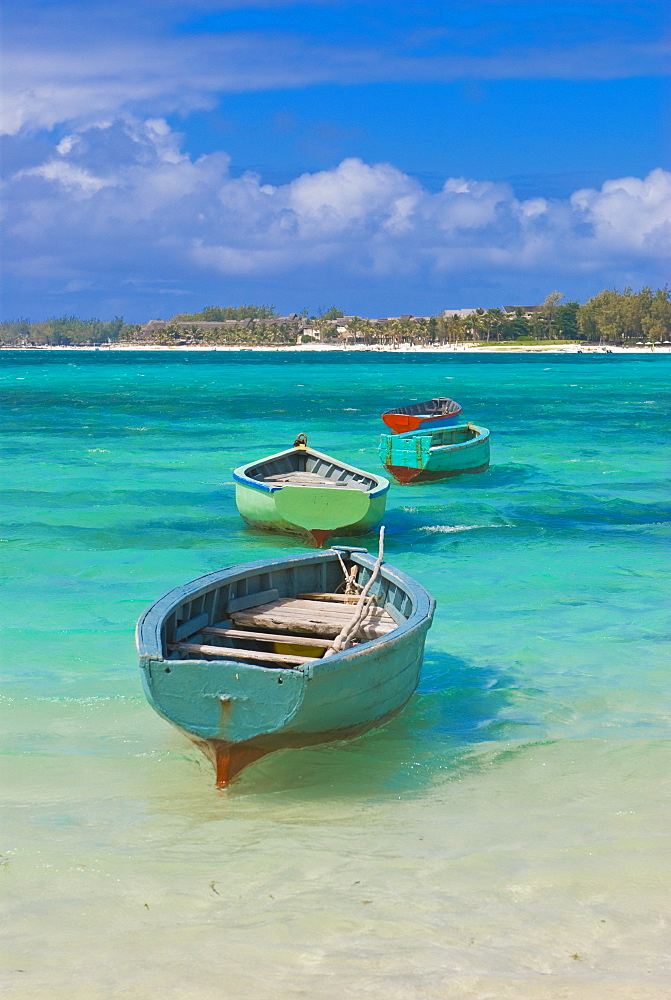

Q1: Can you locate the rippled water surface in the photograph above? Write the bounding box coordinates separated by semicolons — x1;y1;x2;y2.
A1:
1;350;669;999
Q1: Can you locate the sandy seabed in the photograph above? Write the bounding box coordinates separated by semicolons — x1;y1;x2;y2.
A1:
2;348;669;1000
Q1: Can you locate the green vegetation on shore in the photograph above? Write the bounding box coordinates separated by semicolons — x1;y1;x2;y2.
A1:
0;315;135;347
1;288;669;347
170;305;278;322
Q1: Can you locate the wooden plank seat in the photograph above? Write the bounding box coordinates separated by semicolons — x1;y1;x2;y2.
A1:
230;597;397;640
262;471;356;488
202;626;335;648
170;642;313;666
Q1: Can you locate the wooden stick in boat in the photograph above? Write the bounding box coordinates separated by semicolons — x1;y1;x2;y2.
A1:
296;593;362;603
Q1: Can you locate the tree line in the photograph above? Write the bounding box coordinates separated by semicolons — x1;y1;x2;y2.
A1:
170;305;278;322
0;316;134;347
1;288;669;347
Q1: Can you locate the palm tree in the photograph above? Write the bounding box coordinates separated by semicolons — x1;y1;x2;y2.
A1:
485;308;505;342
464;309;484;343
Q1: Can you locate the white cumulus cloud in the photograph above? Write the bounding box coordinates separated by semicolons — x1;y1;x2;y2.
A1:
2;118;669;315
571;168;671;252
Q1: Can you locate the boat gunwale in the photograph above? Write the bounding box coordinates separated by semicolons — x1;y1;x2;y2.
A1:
382;397;462;418
136;548;434;675
233;445;389;499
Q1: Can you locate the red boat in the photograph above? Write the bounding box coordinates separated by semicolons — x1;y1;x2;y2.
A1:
381;397;462;434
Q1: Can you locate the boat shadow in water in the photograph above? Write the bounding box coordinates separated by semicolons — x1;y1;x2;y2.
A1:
214;650;534;799
460;462;549;489
389;461;551;492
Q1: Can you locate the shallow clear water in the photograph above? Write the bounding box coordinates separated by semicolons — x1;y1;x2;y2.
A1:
1;350;669;999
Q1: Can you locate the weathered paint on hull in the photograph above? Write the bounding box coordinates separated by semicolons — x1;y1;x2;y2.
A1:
384;460;490;484
141;626;425;742
142;627;428;785
379;423;490;485
235;482;387;546
137;550;434;785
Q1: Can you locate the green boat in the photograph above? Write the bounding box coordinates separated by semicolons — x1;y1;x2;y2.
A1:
136;545;435;786
380;422;490;484
233;434;390;547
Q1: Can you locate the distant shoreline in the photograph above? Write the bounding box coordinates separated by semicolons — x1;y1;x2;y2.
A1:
1;342;668;355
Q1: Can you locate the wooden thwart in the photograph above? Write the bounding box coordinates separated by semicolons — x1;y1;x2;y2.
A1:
170;642;313;666
250;598;389;619
262;471;369;491
202;626;334;648
231;597;396;640
264;472;347;486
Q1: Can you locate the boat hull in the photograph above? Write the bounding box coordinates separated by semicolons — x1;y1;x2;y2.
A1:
164;626;425;784
136;549;434;784
382;397;462;434
382;411;462;434
380;423;490;484
234;444;389;546
384;461;490;484
235;482;387;546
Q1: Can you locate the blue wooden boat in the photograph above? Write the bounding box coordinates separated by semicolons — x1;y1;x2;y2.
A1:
233;434;389;547
382;397;462;434
136;544;435;786
380;422;490;484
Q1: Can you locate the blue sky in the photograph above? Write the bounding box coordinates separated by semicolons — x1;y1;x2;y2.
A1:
1;0;669;321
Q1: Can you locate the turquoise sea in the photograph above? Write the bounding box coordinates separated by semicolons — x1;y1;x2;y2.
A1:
1;349;669;1000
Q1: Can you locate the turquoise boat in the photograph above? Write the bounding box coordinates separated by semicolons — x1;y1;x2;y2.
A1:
135;545;435;786
233;434;389;547
380;422;490;484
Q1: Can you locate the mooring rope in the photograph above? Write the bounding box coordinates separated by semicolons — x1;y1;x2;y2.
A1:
324;526;385;656
334;549;362;594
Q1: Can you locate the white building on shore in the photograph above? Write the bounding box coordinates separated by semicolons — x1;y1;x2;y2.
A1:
443;308;478;319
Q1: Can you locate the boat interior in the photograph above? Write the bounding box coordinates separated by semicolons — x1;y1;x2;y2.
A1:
246;448;377;492
160;555;412;671
386;397;461;418
417;423;485;447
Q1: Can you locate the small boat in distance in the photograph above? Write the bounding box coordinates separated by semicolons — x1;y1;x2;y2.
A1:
382;397;462;434
136;543;435;786
233;434;389;547
380;422;490;484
